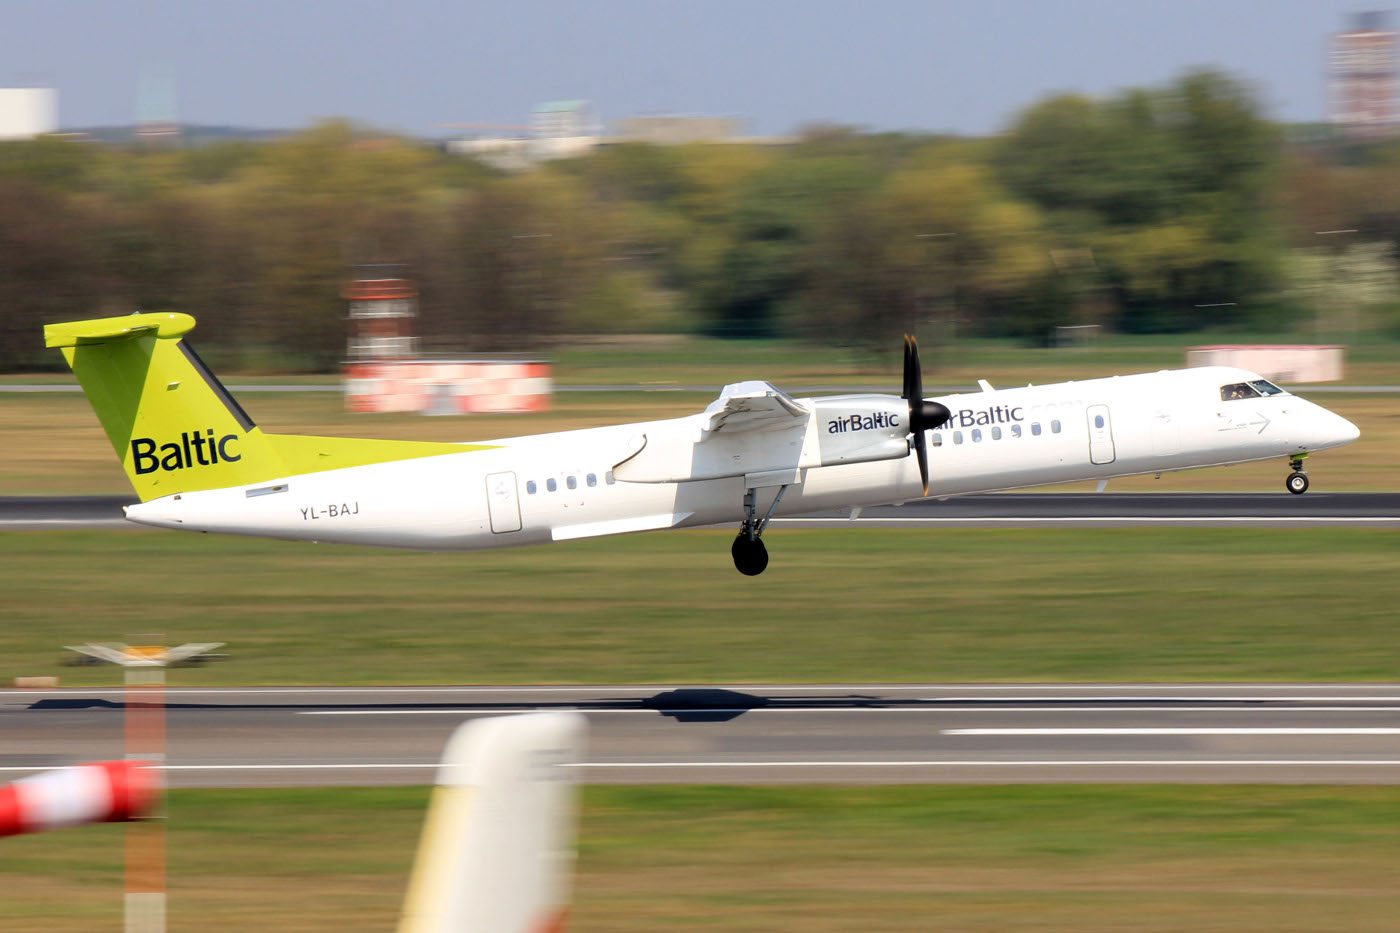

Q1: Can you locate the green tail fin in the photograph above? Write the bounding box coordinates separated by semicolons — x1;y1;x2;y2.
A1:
45;312;492;501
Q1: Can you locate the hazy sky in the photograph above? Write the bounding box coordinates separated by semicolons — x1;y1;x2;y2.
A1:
1;1;1386;136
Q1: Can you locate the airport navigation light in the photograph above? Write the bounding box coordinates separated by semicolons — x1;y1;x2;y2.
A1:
64;642;226;667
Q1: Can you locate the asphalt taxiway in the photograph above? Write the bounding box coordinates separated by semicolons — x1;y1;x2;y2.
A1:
5;683;1400;787
4;492;1400;530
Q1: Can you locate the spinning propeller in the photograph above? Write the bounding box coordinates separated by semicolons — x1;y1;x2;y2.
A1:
902;335;952;496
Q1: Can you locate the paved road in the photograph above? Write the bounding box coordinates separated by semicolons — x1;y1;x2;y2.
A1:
4;684;1400;786
4;383;1398;394
5;493;1400;530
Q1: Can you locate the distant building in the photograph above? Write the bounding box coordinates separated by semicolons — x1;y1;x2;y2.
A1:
1329;11;1398;138
445;100;599;170
445;134;533;172
0;88;57;140
1187;345;1345;383
616;115;746;145
530;99;599;160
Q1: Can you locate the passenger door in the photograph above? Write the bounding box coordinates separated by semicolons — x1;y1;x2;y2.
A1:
1086;404;1116;465
485;471;522;533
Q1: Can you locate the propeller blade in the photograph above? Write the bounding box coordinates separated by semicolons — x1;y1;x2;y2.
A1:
904;334;923;404
907;334;918;400
899;334;946;497
914;428;929;496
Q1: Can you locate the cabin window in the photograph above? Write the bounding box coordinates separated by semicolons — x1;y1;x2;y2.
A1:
953;431;964;444
931;432;942;447
587;473;598;487
1220;382;1261;401
1051;420;1062;434
546;478;557;492
991;426;1002;440
566;475;577;490
1248;379;1286;396
526;480;537;495
605;471;616;485
972;428;982;442
1011;424;1022;438
1032;423;1042;436
1094;414;1105;429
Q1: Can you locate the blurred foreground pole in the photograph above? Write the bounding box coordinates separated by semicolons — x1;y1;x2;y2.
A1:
398;712;588;933
124;649;166;933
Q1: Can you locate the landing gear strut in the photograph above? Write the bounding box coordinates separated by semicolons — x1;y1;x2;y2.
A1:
732;486;787;575
1285;456;1309;495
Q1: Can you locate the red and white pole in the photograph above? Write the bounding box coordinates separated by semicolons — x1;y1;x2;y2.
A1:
125;661;166;933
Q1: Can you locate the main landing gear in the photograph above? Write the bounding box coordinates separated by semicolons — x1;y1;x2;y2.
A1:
732;486;788;576
1285;456;1309;495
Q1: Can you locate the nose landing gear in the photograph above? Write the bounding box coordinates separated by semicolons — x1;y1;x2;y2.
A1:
1285;456;1309;495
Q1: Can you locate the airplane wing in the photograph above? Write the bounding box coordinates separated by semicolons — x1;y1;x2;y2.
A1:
701;381;810;434
613;381;813;483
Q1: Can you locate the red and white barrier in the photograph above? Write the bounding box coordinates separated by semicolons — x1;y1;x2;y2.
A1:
0;760;160;837
345;360;553;414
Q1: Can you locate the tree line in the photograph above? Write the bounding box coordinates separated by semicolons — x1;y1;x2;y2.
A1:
2;68;1399;371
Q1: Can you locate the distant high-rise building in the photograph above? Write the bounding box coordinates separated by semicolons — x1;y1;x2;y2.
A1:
0;88;57;140
1329;11;1398;138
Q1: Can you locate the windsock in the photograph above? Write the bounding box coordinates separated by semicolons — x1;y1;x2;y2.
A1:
398;712;588;933
0;760;160;838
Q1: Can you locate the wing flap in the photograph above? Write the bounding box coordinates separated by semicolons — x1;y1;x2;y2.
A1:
702;381;810;434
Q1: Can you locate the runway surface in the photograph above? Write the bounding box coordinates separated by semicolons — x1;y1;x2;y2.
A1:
4;383;1398;394
5;492;1400;530
5;683;1400;787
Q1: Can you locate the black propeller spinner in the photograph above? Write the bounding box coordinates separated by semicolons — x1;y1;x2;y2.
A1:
902;335;952;496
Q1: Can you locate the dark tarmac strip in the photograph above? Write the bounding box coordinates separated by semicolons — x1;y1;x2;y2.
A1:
4;492;1400;531
4;684;1400;787
4;383;1398;394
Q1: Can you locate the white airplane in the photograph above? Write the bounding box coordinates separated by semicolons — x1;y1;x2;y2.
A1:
46;312;1360;575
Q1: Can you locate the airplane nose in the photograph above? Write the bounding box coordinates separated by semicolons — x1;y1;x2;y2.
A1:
1320;410;1360;448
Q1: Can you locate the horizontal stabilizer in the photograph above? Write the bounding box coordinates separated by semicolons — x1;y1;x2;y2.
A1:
44;312;195;348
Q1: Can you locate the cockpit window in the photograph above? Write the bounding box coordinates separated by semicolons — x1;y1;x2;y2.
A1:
1220;382;1260;401
1247;379;1286;397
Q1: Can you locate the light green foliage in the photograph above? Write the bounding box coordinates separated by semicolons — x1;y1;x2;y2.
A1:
999;70;1281;333
1284;242;1400;333
3;69;1398;371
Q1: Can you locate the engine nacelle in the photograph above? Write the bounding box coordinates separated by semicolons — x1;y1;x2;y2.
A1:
809;396;911;467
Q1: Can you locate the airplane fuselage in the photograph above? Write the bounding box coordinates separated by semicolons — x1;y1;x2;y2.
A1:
124;365;1360;550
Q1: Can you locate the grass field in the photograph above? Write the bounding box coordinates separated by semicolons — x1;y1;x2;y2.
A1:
3;526;1399;686
2;785;1399;932
2;385;1396;494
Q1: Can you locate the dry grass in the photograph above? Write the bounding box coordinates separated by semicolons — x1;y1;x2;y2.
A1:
0;391;706;494
2;390;1395;495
